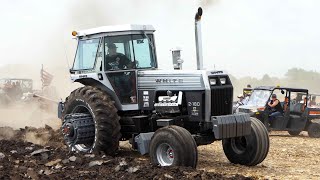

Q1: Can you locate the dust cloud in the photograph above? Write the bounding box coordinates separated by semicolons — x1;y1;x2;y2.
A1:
0;63;76;130
1;0;320;130
0;125;61;146
0;102;61;129
0;127;16;140
24;131;51;146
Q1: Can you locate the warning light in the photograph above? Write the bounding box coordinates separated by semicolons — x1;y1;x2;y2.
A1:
72;31;78;36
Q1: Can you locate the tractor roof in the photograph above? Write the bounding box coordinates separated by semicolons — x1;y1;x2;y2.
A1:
254;86;308;93
75;24;155;37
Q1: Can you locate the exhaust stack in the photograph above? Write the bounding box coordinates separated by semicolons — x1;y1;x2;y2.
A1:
195;7;203;70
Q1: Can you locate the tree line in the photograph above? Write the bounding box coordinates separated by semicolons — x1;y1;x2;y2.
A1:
230;68;320;99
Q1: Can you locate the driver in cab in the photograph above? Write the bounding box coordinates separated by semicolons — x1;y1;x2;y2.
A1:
105;43;133;70
267;94;284;120
105;43;136;104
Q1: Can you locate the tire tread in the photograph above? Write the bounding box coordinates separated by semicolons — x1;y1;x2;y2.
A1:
62;86;121;155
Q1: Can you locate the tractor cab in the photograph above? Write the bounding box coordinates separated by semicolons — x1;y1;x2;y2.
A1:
70;25;157;107
238;86;320;137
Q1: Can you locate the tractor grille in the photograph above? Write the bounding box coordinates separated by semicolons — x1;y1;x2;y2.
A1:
210;77;233;116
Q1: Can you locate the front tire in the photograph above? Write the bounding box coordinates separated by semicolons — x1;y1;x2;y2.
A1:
308;122;320;138
222;117;269;166
149;125;198;168
61;86;121;155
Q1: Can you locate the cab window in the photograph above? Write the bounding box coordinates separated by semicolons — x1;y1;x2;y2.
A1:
73;38;100;70
132;34;156;68
272;89;286;100
290;92;307;104
289;92;308;112
104;34;156;71
105;36;134;70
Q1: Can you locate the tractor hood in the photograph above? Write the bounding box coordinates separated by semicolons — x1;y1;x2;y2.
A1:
137;69;228;91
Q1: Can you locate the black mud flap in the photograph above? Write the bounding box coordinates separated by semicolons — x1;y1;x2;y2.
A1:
212;113;251;139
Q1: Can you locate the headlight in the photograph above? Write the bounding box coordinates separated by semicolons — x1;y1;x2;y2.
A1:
220;78;226;85
209;79;217;85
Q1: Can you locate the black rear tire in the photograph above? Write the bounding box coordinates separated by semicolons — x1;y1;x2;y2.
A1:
62;86;121;155
222;117;269;166
308;122;320;138
288;130;301;136
149;125;198;168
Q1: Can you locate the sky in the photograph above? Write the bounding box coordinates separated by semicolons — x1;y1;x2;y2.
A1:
0;0;320;78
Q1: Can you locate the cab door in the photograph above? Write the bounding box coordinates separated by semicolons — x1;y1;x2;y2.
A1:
103;34;157;106
106;70;137;104
103;36;137;105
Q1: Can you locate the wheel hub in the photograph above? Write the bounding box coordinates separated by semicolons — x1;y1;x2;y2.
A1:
62;123;74;136
156;143;174;166
61;113;95;151
167;148;174;159
231;136;247;154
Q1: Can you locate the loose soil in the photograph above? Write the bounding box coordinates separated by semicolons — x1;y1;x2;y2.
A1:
0;126;253;180
0;126;319;179
198;131;320;179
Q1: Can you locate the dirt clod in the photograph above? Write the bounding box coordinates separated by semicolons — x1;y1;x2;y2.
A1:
62;159;69;164
88;160;104;167
45;159;61;167
69;156;77;162
0;152;5;159
30;149;50;156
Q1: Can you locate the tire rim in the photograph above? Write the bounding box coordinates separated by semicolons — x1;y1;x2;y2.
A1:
230;136;247;154
71;105;95;152
156;143;174;166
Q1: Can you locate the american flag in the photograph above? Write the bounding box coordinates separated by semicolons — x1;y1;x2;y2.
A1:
40;65;53;88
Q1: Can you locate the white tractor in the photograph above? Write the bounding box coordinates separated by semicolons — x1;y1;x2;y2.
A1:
58;8;269;168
